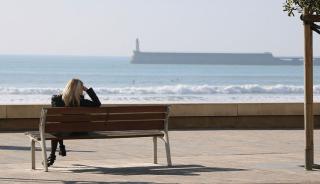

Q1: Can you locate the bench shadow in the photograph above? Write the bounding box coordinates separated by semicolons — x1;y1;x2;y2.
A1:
0;145;95;152
66;164;247;176
298;164;320;171
313;164;320;170
0;177;159;184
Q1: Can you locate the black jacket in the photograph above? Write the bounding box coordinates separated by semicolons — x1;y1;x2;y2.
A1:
51;88;101;107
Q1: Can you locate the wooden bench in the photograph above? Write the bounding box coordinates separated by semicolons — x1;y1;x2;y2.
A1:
25;105;172;172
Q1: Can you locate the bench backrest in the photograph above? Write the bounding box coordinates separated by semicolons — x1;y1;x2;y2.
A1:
39;105;169;133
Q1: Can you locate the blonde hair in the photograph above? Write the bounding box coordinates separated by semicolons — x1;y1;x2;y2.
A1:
62;79;83;107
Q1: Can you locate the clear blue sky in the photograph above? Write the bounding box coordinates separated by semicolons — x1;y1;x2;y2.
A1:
0;0;319;56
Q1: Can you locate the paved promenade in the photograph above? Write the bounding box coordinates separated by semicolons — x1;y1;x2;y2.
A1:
0;130;320;184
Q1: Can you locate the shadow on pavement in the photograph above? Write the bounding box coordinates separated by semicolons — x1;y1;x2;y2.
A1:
0;145;95;152
313;164;320;170
65;164;247;176
0;177;158;184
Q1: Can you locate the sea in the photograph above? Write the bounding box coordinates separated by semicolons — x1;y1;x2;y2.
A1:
1;55;320;104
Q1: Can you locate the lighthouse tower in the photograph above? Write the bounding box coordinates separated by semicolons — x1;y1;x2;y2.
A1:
135;38;140;52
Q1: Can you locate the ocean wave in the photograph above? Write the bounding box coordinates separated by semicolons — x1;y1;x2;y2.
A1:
0;88;62;95
0;84;318;95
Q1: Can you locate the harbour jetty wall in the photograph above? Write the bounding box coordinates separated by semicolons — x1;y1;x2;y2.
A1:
131;39;320;65
131;51;320;65
1;103;320;132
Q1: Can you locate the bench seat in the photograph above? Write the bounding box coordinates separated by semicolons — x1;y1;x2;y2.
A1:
25;130;164;141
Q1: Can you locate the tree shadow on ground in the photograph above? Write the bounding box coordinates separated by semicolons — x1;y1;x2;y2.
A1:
65;164;247;176
0;177;158;184
0;145;94;152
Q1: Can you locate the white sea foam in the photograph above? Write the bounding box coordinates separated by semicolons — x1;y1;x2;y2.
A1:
2;84;320;104
0;84;318;95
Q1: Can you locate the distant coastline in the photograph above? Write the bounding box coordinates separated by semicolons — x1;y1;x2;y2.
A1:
131;39;320;65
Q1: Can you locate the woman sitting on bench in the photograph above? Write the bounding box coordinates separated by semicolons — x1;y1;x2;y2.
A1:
47;78;101;167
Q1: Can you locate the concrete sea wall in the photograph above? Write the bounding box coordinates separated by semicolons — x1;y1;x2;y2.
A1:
1;103;320;132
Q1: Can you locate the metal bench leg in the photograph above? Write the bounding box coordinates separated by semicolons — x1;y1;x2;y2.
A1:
163;106;172;167
39;109;48;172
31;139;36;170
40;139;48;172
153;136;158;164
164;132;172;166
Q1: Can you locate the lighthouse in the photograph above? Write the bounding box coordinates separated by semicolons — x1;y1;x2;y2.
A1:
135;38;140;52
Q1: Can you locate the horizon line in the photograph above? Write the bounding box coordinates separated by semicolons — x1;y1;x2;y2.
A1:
0;53;319;58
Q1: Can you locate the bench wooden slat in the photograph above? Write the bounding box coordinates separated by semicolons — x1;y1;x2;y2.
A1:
26;130;164;141
107;106;167;113
105;120;164;131
46;114;107;123
46;122;107;132
45;106;167;115
46;107;107;115
108;113;166;121
46;113;166;123
45;120;165;132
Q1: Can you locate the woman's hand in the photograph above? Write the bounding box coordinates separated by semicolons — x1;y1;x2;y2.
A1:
83;86;88;91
